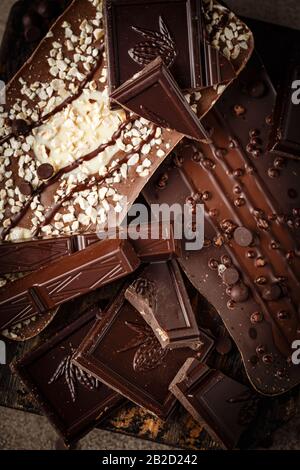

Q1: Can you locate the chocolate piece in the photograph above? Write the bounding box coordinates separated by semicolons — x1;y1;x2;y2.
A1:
104;0;235;92
269;62;300;160
0;222;181;275
111;57;208;141
37;163;55;180
222;267;240;286
143;56;300;395
0;239;140;330
19;181;33;197
74;288;212;419
13;306;124;445
125;260;213;350
169;358;258;449
234;227;253;247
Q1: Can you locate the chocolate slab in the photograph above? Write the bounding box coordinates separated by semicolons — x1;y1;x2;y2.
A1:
13;306;124;445
125;260;210;350
73;287;213;419
0;222;181;275
111;57;208;141
169;358;258;449
269;61;300;160
104;0;235;92
0;238;140;330
143;55;300;395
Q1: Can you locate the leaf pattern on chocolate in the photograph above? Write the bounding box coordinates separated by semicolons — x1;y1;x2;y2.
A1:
48;351;100;402
118;321;168;372
128;16;177;67
131;277;157;310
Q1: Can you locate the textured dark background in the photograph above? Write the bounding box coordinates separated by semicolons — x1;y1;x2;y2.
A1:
0;0;300;450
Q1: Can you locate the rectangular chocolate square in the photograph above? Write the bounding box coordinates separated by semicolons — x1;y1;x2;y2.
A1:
111;57;208;141
104;0;234;92
169;358;257;449
13;306;124;446
125;260;213;350
73;288;212;419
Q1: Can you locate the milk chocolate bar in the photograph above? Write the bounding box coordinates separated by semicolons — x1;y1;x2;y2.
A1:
111;57;208;141
0;238;140;330
143;55;300;395
169;358;258;449
0;222;181;275
73;287;213;419
125;260;206;350
269;61;300;160
104;0;235;92
13;305;124;445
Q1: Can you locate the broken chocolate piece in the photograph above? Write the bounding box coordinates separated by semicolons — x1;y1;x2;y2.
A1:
111;57;208;141
13;305;124;445
0;239;140;330
73;287;212;419
169;358;258;449
125;260;213;350
104;0;235;92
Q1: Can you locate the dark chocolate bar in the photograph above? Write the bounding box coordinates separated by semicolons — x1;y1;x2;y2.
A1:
143;55;300;396
13;305;124;445
104;0;235;92
0;222;181;275
73;287;213;419
169;358;258;449
269;61;300;160
125;260;207;350
111;57;208;141
0;239;140;330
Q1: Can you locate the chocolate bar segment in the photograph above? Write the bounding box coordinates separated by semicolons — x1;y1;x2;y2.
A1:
143;56;300;395
13;306;124;445
73;287;212;419
125;260;210;350
169;358;258;449
104;0;235;92
0;222;181;275
111;57;208;141
269;62;300;160
0;239;140;330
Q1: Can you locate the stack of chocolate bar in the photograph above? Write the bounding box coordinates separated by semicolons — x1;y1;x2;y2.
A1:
0;0;299;450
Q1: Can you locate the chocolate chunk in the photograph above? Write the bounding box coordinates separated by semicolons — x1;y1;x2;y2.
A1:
222;268;240;286
234;227;253;247
230;284;249;303
104;0;235;92
125;260;214;350
0;239;140;330
269;61;300;160
13;306;124;445
111;57;208;141
37;163;54;180
0;222;181;275
18;181;33;196
73;287;201;419
262;284;282;301
169;358;258;449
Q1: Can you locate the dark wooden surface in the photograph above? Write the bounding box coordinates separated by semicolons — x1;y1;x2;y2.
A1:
0;3;300;450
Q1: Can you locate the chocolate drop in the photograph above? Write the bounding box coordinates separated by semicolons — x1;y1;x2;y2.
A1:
230;284;249;303
37;163;54;180
234;226;253;247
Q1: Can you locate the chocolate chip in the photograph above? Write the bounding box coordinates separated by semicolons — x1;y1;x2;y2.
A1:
250;311;264;323
222;267;240;286
268;167;280;179
11;119;29;135
230;283;249;303
262;354;273;364
247;80;267;98
262;284;282;301
19;181;33;196
37;163;54;180
234;104;246;116
208;259;218;270
256;345;265;355
215;336;232;355
234;226;253;247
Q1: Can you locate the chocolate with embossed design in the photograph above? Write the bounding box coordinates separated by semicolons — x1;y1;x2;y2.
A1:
104;0;235;93
169;358;259;449
111;57;208;141
13;305;124;446
0;238;140;330
125;260;213;350
73;287;212;419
